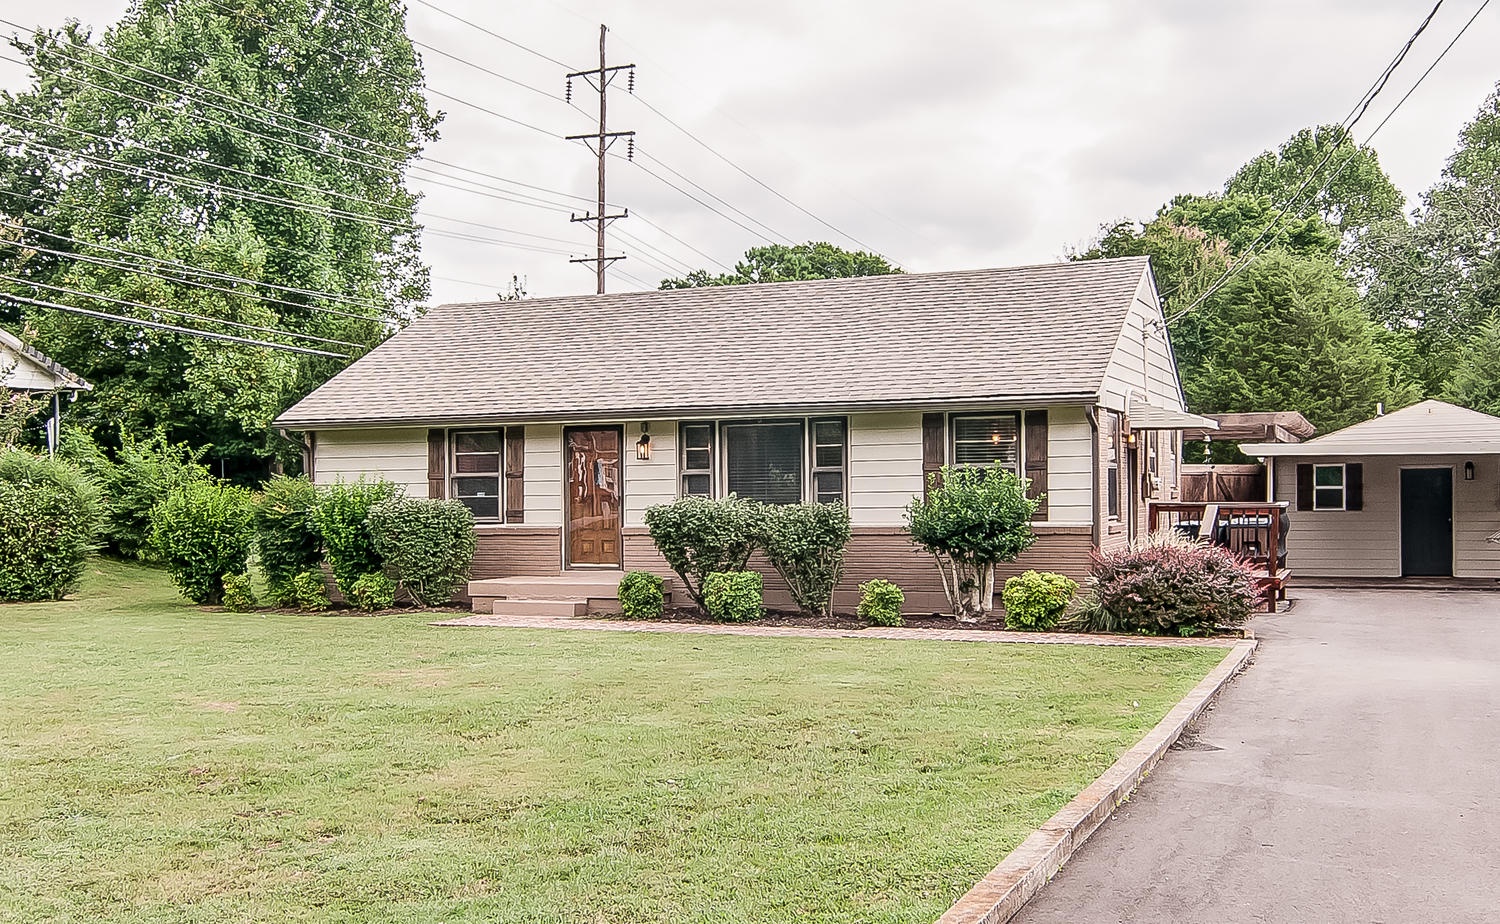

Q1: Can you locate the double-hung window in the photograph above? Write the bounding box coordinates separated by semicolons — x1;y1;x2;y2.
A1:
680;423;714;497
1104;412;1121;519
810;418;847;504
950;413;1022;473
452;430;503;519
1313;464;1345;510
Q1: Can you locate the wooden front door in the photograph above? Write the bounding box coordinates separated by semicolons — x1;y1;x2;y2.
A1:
1401;468;1453;577
565;427;622;567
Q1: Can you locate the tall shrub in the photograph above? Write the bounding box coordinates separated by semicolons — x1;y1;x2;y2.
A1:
252;476;323;605
310;479;399;596
0;448;103;602
1082;530;1259;636
643;496;761;611
759;502;851;617
905;464;1039;622
367;496;477;606
96;432;210;560
149;480;255;605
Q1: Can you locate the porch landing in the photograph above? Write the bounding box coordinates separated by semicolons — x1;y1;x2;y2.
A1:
467;573;677;617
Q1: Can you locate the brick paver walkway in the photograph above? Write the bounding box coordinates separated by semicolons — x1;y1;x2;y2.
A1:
431;613;1241;649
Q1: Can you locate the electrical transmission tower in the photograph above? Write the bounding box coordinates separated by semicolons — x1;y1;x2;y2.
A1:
566;24;635;294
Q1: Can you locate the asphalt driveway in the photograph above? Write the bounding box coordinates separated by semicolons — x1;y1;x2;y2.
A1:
1014;588;1500;924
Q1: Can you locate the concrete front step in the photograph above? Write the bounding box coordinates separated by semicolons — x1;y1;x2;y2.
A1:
468;572;676;615
490;598;587;617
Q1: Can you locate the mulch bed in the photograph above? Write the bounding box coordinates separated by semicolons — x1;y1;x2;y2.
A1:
622;607;1020;632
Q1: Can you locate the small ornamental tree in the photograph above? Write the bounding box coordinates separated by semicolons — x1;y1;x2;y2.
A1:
758;502;851;618
904;464;1040;622
643;496;761;611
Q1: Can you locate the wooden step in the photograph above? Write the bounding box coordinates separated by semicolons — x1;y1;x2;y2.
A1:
490;598;587;617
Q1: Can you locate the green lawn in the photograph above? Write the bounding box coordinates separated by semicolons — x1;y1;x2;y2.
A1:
0;559;1226;923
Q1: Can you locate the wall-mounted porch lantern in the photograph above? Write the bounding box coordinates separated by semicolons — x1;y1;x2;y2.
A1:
1465;460;1475;481
636;423;652;461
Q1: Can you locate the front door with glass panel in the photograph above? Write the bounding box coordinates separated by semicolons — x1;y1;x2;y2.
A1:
565;427;622;567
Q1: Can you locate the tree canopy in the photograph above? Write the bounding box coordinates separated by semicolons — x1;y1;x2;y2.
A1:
659;242;901;289
0;0;438;476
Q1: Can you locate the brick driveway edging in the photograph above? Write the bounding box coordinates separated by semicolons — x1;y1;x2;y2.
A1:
429;613;1242;649
934;637;1258;924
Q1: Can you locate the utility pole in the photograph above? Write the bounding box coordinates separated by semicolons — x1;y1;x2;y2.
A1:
566;24;634;294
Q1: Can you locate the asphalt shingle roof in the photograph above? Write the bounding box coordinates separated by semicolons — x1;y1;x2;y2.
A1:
275;256;1152;428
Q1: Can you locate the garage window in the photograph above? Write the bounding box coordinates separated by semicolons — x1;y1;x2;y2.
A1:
1313;464;1345;510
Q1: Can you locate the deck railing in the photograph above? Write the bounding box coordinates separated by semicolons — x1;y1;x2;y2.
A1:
1148;501;1290;610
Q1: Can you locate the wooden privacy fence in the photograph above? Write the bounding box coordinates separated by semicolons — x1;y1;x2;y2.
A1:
1148;501;1291;612
1180;464;1266;503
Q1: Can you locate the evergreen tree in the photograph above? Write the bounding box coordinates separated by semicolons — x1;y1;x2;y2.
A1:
1445;314;1500;417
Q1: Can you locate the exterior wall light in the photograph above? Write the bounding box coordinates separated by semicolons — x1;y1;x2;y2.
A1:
636;423;651;461
1465;461;1475;481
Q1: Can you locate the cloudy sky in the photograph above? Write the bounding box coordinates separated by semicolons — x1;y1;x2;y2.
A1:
3;0;1498;305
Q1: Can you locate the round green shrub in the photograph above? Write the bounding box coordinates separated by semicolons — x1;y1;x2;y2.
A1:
857;579;905;627
366;496;477;606
617;571;665;620
0;449;103;602
221;572;258;612
311;479;399;598
289;569;330;611
643;496;760;611
348;572;396;612
149;480;255;605
703;571;762;623
1001;570;1078;631
759;502;851;618
252;475;322;605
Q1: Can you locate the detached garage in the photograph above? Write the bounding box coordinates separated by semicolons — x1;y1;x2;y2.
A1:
1241;400;1500;580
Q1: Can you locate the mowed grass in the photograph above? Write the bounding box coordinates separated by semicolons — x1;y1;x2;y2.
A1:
0;559;1226;923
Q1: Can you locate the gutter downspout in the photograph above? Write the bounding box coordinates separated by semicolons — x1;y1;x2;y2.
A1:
275;428;313;479
1084;405;1101;549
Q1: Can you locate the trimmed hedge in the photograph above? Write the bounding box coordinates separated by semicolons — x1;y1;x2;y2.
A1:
367;496;477;606
149;480;256;605
1000;570;1077;631
758;503;850;618
252;476;322;605
704;571;762;623
857;579;905;627
310;479;399;597
643;496;760;611
617;571;665;620
0;449;103;602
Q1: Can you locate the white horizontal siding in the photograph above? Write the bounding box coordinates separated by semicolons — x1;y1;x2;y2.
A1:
523;424;564;527
1047;407;1093;524
624;420;677;528
848;412;924;527
313;428;427;496
1100;274;1185;413
1274;455;1500;578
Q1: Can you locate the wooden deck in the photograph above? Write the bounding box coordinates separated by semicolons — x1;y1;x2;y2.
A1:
1149;501;1291;612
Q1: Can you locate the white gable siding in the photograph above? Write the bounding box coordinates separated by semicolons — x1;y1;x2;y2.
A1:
1100;273;1185;414
313;428;428;496
1272;455;1500;578
523;424;564;527
848;412;925;527
624;421;678;527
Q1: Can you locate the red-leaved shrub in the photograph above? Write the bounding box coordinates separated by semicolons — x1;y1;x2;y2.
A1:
1082;530;1259;636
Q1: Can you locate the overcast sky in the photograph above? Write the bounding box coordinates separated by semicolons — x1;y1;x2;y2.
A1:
3;0;1498;305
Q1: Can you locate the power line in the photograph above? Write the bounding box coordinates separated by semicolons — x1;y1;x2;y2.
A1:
630;211;734;273
1161;0;1454;327
407;0;572;69
637;147;794;245
0;275;364;348
1;292;350;357
620;153;772;241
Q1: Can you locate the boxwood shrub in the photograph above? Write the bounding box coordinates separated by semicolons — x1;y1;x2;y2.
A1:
149;480;256;605
367;496;476;606
704;570;762;623
349;572;396;612
617;570;665;620
758;502;850;618
311;479;399;598
644;496;760;611
1000;570;1078;631
857;579;905;627
0;449;103;602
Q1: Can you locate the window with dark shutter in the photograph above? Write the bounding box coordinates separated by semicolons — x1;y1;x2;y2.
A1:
724;421;804;504
452;430;502;520
951;414;1021;472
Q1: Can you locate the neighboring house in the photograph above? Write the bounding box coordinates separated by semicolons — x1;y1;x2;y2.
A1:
1242;400;1500;580
274;256;1213;612
1;327;91;452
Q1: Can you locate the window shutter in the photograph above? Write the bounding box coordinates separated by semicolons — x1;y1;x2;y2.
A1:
427;430;446;499
1296;464;1314;511
1024;409;1048;521
1345;463;1364;511
504;426;525;522
921;413;945;498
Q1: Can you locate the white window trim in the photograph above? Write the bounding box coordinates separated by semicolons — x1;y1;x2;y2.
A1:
1312;463;1347;511
947;411;1025;477
678;417;848;505
450;427;506;522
